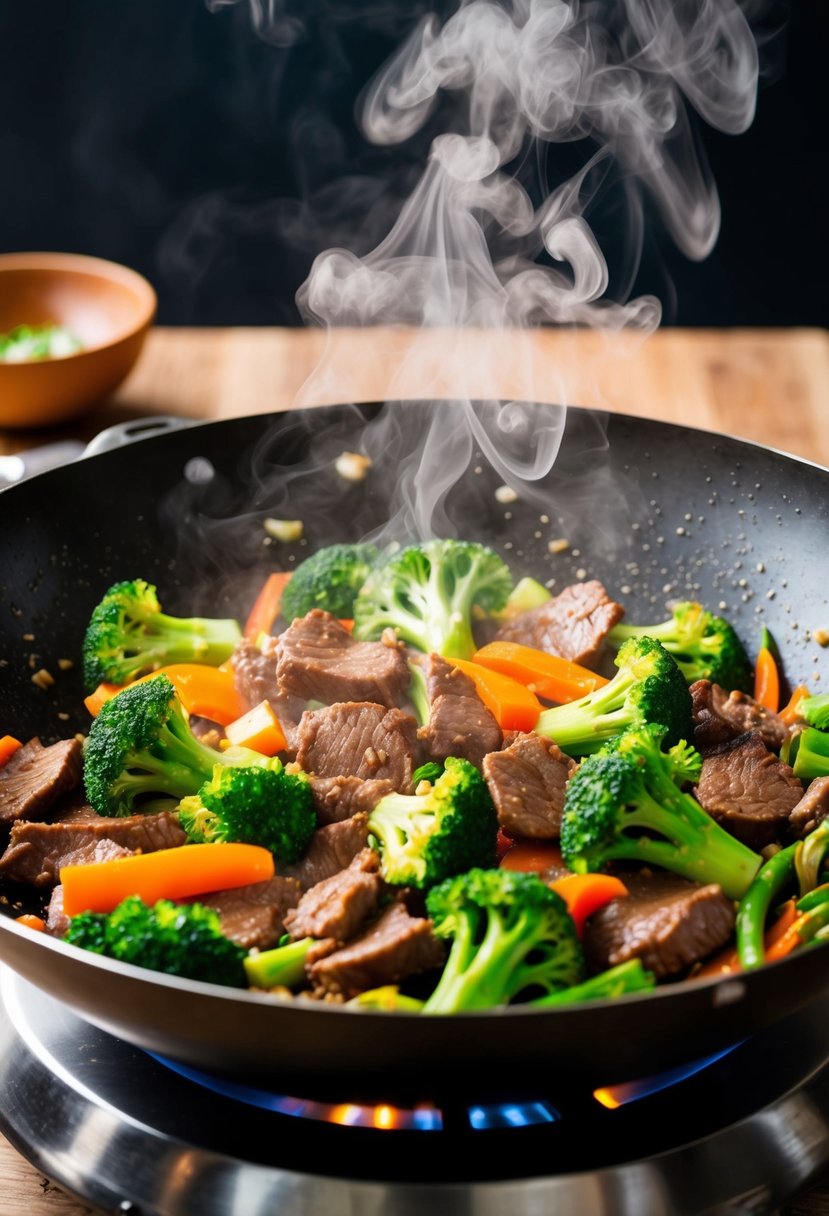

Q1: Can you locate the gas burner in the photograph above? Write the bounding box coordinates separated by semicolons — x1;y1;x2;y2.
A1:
1;966;828;1216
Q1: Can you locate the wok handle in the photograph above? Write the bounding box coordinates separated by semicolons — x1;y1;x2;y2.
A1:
83;415;194;458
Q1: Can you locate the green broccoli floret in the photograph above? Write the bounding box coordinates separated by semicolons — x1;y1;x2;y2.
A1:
368;757;498;889
535;636;691;756
608;601;752;691
280;544;379;622
177;762;315;864
65;895;247;987
353;539;512;661
800;694;829;731
82;579;241;690
530;959;657;1006
560;723;762;899
244;936;315;989
423;868;584;1013
83;674;268;817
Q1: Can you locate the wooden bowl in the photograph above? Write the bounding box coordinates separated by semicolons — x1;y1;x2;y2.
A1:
0;252;156;428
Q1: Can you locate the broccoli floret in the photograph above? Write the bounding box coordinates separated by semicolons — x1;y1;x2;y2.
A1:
65;895;247;987
368;756;498;889
608;601;752;691
423;868;584;1013
82;579;241;690
800;694;829;731
280;544;379;622
530;959;657;1006
560;723;762;899
535;636;691;756
83;674;267;817
177;762;315;864
354;539;512;661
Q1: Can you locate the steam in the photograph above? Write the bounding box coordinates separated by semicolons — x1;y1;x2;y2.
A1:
208;0;761;550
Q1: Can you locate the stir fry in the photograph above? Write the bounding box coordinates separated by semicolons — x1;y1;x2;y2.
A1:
1;539;827;1012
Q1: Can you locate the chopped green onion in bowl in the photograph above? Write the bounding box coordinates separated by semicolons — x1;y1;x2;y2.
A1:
0;324;83;362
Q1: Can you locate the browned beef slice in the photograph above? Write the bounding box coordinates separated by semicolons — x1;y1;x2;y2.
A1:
195;877;302;950
277;610;410;708
0;738;83;828
789;775;829;839
46;885;69;937
310;775;395;825
0;811;186;888
284;849;381;942
495;581;624;667
690;680;789;753
296;702;418;789
309;900;444;998
582;870;735;979
279;814;371;891
693;732;803;849
232;636;306;748
420;654;502;768
483;733;575;839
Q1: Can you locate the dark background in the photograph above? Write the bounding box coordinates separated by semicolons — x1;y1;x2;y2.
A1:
0;1;824;328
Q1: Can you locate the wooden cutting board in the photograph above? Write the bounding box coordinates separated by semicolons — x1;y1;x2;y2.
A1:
1;325;828;1212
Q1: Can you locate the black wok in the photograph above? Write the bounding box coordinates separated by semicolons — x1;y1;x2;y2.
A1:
1;400;827;1105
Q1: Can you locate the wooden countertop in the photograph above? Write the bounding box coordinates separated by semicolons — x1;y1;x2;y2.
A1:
1;325;828;1213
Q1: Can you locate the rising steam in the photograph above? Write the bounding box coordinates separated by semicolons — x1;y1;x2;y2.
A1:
210;0;761;547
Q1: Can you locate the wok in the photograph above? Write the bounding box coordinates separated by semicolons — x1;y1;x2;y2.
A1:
0;400;827;1105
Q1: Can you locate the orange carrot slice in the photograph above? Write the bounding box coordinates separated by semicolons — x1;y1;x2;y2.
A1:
244;572;292;639
85;664;247;727
0;735;23;767
450;658;541;732
754;646;780;712
61;843;275;916
473;641;608;704
550;873;629;935
224;700;287;756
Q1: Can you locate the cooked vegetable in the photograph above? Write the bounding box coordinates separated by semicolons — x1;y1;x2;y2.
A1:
697;900;798;978
82;579;241;690
84;663;247;726
799;693;829;730
65;896;247;987
423;867;584;1013
177;762;315;863
560;723;762;900
354;539;512;661
795;818;829;895
549;873;629;936
472;641;607;703
754;645;780;712
530;958;656;1006
765;885;829;962
780;684;811;725
608;601;752;691
449;657;541;732
83;674;268;817
224;700;287;756
499;839;565;874
280;543;379;622
535;636;691;756
495;576;551;619
0;735;22;767
368;756;498;889
734;843;797;968
61;842;275;915
788;728;829;782
0;323;82;362
244;937;315;989
347;986;425;1011
243;572;293;639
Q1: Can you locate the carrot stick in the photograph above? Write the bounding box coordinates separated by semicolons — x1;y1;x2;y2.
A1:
0;735;23;767
244;572;292;640
85;664;247;726
61;843;275;916
473;641;608;704
550;873;629;935
15;914;46;932
450;657;541;731
780;684;811;725
754;646;780;712
224;699;287;756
